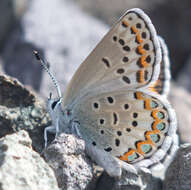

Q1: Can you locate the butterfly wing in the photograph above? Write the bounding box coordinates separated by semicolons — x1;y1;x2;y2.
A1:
60;8;177;171
149;36;171;97
71;90;177;167
63;8;161;108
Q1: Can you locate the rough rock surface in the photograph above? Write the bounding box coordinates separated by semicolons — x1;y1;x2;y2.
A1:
177;56;191;93
44;133;164;190
0;130;59;190
163;144;191;190
169;83;191;143
0;74;50;152
44;133;95;190
96;169;162;190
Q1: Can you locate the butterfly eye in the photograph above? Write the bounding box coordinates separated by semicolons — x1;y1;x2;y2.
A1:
51;99;60;110
51;101;57;110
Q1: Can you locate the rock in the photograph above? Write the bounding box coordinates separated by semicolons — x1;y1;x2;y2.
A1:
0;74;35;107
163;143;191;190
96;169;162;190
0;130;59;190
0;0;29;50
43;133;166;190
2;37;43;91
177;56;191;93
44;133;95;190
169;83;191;143
0;74;50;152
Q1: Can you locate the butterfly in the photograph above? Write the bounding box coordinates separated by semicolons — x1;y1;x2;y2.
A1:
35;8;178;177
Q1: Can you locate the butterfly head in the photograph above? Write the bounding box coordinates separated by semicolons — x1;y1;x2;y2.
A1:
46;92;62;120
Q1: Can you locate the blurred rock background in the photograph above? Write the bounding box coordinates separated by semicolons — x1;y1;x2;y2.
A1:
0;0;191;189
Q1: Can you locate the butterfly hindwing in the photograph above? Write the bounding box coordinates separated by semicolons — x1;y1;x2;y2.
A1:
63;9;161;108
71;90;176;167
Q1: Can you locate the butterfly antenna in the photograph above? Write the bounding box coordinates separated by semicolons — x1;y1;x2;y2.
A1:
33;50;62;99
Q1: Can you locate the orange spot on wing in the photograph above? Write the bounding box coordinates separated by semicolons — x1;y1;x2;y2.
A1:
151;110;163;132
136;33;143;44
145;131;160;145
131;26;138;33
136;141;154;155
140;56;148;67
135;92;144;100
131;26;149;74
122;20;129;27
138;45;146;55
139;70;144;83
145;99;152;110
119;149;136;162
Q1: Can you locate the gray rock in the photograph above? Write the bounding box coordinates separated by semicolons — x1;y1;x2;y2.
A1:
96;169;162;190
163;143;191;190
44;133;95;190
43;133;165;190
0;0;29;50
0;130;59;190
169;83;191;143
177;56;191;93
2;38;43;91
0;74;50;152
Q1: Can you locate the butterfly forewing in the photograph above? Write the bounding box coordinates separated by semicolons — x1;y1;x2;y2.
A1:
149;37;171;97
63;9;161;108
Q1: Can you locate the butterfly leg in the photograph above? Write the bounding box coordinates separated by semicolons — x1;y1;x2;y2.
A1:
55;118;60;137
44;125;56;148
71;121;82;138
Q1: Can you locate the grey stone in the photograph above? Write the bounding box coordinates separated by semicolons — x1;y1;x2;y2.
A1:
163;143;191;190
2;37;43;91
0;74;50;152
43;133;165;190
96;169;162;190
177;56;191;93
0;0;29;49
169;83;191;143
0;130;59;190
44;133;95;190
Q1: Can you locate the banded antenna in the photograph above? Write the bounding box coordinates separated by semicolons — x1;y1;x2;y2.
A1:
33;50;62;99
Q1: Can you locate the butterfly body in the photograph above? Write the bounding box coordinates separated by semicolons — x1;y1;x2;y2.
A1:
44;8;178;177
